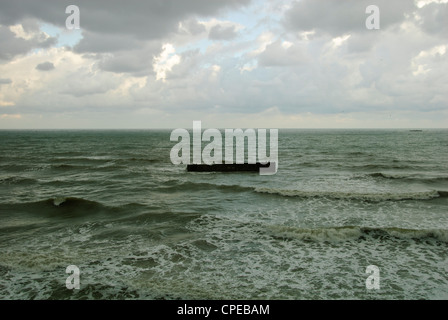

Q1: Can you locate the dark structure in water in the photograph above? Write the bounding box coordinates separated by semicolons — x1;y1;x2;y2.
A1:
187;162;273;172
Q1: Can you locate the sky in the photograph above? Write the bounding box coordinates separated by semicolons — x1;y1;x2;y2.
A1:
0;0;447;129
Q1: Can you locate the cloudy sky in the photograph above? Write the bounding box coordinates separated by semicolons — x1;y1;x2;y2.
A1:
0;0;447;129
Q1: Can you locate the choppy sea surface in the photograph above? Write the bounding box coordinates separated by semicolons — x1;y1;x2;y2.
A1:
0;129;447;299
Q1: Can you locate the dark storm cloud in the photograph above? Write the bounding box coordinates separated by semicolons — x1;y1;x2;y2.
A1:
73;30;144;54
0;0;250;39
0;0;250;74
181;18;207;35
35;61;55;71
284;0;416;36
0;25;56;61
96;43;161;76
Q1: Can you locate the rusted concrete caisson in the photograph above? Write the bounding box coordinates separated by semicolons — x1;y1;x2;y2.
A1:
187;162;274;173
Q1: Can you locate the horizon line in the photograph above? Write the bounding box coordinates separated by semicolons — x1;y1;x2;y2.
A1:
1;127;446;131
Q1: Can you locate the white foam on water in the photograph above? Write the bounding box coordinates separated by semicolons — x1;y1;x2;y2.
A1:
1;213;447;299
53;197;67;207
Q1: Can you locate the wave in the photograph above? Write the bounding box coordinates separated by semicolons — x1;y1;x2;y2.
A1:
366;172;409;179
154;180;447;202
155;180;252;194
254;187;446;201
0;164;30;172
51;164;87;170
154;179;448;202
347;152;374;156
49;163;130;172
122;157;159;163
52;156;112;162
359;172;448;183
0;176;38;185
0;197;126;218
40;197;110;217
268;225;448;243
348;163;422;171
439;191;448;198
49;159;158;171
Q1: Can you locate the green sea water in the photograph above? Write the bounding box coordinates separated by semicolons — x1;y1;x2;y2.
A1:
0;129;447;299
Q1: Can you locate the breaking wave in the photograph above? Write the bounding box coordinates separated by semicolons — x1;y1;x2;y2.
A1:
0;197;145;219
268;225;448;243
360;172;448;183
254;187;446;201
152;179;447;202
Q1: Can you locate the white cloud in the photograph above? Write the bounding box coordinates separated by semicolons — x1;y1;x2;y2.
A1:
250;31;275;56
332;34;351;48
416;0;448;8
153;44;181;82
9;24;37;40
411;45;447;75
210;64;221;78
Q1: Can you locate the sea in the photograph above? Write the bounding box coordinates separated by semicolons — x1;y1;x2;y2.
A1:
0;129;447;300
